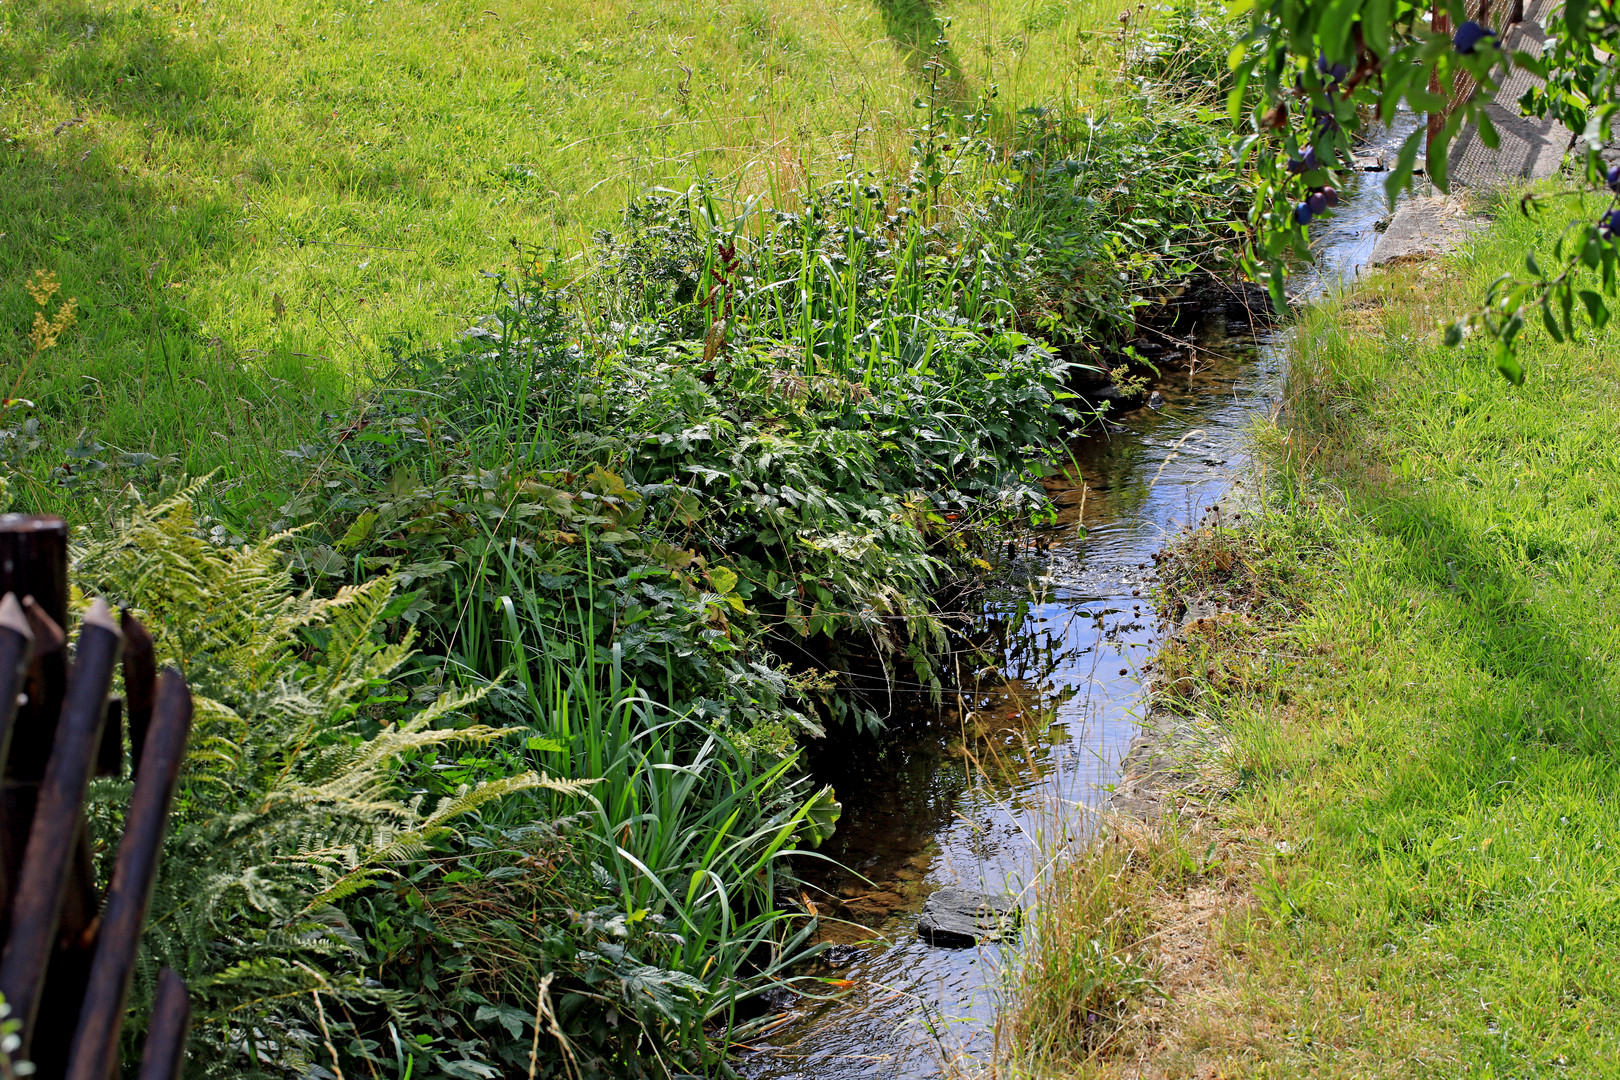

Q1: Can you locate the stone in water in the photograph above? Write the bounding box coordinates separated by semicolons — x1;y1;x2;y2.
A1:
917;887;1020;947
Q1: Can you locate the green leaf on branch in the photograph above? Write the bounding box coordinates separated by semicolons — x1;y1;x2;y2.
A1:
1502;313;1525;345
1363;0;1391;51
1579;289;1609;327
1542;304;1565;342
1495;344;1525;385
799;785;842;847
1386;130;1423;206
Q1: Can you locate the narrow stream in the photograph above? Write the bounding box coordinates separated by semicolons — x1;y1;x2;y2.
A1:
743;115;1420;1080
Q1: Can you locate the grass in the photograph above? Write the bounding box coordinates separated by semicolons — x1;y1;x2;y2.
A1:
0;0;1121;517
997;190;1620;1076
990;831;1162;1070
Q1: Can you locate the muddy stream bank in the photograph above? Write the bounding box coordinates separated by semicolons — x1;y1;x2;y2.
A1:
742;115;1421;1080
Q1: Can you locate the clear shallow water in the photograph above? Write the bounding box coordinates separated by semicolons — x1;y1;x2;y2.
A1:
741;114;1420;1080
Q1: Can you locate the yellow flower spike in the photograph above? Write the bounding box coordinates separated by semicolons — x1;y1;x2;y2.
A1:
25;269;60;308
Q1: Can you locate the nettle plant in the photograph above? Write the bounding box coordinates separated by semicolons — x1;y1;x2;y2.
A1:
1233;0;1620;381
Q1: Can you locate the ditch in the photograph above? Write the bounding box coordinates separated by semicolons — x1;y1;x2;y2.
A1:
741;111;1423;1080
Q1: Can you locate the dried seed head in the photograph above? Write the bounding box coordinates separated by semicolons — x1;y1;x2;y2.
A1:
25;269;60;308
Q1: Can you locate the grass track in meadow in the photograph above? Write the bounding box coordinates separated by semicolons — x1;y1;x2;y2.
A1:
0;0;1117;515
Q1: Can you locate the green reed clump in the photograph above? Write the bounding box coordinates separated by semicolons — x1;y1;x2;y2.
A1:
341;639;835;1079
291;240;1079;723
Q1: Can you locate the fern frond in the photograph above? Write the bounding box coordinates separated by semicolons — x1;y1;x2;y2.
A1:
72;482;545;1071
406;681;497;729
304;772;587;908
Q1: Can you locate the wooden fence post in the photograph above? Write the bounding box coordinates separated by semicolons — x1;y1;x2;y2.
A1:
0;516;193;1080
0;600;122;1052
66;667;192;1080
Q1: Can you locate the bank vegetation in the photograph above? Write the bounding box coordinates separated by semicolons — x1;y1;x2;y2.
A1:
3;0;1256;1074
1003;190;1620;1076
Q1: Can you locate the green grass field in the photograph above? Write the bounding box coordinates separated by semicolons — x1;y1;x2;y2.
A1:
1004;194;1620;1076
1234;199;1620;1074
1;0;1117;514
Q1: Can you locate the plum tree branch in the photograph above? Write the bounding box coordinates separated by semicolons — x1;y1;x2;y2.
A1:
1233;0;1620;379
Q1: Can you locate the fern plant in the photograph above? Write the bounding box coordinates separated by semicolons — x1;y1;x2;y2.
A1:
72;479;587;1075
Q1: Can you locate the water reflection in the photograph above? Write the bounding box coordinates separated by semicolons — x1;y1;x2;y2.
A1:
742;113;1419;1080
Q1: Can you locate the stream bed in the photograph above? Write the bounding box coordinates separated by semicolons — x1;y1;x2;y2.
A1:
742;114;1420;1080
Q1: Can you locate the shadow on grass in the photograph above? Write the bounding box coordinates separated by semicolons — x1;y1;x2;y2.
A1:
0;0;220;129
1307;475;1620;1067
1363;489;1615;770
1;0;351;517
872;0;964;88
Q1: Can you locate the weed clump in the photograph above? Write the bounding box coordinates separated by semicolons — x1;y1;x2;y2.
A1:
997;834;1160;1065
23;269;76;359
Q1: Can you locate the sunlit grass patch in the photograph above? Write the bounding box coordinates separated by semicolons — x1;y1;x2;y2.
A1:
0;0;1124;515
1002;189;1620;1075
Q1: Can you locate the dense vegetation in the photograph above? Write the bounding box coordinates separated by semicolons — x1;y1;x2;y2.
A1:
20;0;1619;1071
3;1;1259;1075
0;0;1123;495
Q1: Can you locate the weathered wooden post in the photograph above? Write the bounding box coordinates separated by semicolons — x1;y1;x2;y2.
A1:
66;668;192;1080
0;515;192;1079
0;598;123;1050
0;594;34;918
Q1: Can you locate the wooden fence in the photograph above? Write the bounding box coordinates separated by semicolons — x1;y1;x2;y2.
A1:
0;515;192;1079
1429;0;1526;149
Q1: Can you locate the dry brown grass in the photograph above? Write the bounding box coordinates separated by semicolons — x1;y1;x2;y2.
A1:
972;812;1278;1079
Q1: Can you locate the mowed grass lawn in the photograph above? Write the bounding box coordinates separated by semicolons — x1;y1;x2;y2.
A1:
1003;192;1620;1078
1119;196;1620;1075
0;0;1116;517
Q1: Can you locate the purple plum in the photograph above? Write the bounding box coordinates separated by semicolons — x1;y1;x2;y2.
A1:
1315;55;1349;82
1453;20;1497;54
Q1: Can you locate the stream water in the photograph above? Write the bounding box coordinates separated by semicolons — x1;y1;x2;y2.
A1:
742;114;1421;1080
